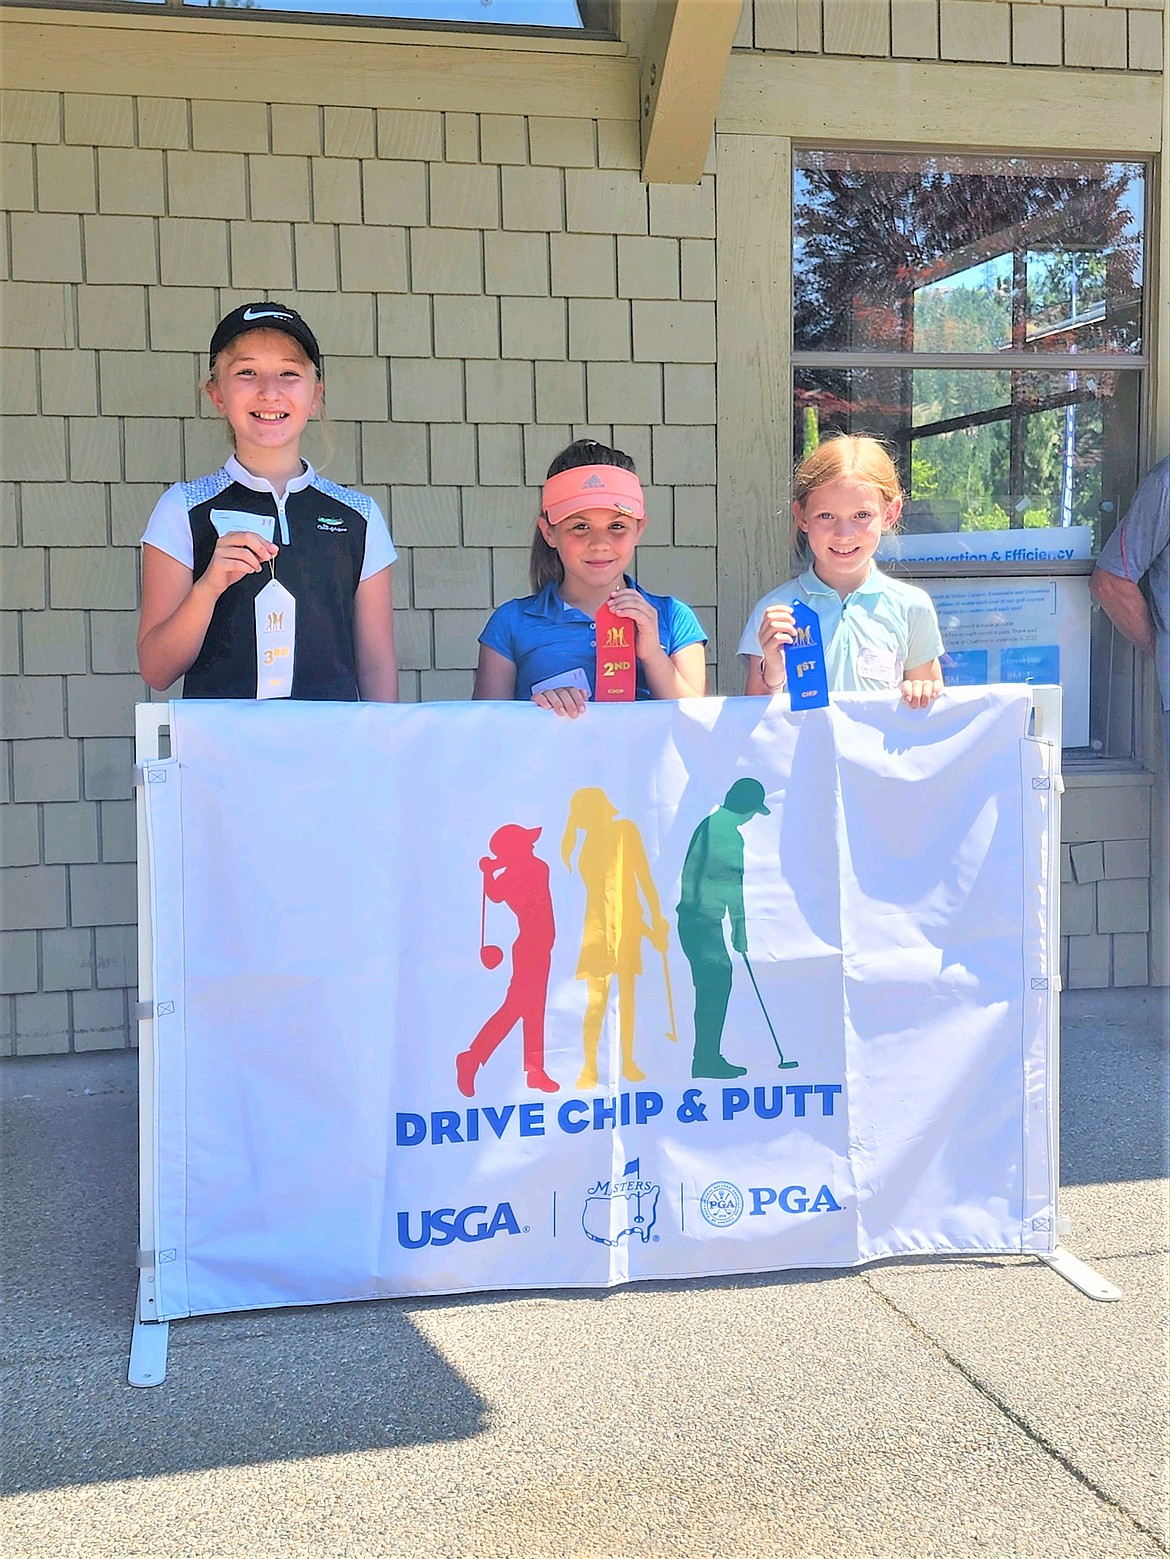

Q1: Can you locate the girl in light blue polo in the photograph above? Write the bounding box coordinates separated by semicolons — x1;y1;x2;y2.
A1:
474;439;708;718
740;435;944;710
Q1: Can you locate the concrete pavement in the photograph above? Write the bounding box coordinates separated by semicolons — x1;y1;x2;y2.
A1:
2;988;1167;1558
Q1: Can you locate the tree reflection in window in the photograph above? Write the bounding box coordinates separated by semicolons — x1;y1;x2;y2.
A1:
793;154;1146;542
794;153;1144;357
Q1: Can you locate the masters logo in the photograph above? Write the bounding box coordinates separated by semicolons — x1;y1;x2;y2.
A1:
699;1181;744;1227
581;1158;659;1247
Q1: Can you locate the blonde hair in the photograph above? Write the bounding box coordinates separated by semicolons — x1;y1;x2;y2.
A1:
789;433;903;573
793;434;903;511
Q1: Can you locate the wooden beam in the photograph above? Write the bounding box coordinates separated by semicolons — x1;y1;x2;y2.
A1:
714;133;791;690
0;8;636;118
640;0;741;185
718;53;1161;153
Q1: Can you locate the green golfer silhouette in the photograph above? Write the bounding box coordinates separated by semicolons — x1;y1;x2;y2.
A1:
676;778;771;1080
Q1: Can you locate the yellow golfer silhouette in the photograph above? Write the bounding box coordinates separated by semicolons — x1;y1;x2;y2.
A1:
562;787;670;1089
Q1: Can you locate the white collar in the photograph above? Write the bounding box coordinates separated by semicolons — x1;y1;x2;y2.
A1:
225;453;316;497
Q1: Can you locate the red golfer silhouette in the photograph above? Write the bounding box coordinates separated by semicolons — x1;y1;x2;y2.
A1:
457;823;558;1098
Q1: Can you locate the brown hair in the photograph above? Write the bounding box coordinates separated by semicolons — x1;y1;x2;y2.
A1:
528;439;638;593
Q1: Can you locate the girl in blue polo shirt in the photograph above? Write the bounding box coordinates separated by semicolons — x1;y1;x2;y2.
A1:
474;439;707;717
740;435;944;709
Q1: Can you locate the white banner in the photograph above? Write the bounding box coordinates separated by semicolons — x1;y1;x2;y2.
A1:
142;690;1057;1321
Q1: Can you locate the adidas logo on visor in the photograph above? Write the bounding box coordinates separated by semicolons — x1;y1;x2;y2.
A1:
582;474;605;489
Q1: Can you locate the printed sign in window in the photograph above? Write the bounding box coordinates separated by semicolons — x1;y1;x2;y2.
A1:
922;576;1091;745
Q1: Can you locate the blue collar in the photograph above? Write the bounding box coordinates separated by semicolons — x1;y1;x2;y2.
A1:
799;565;884;599
523;577;640;622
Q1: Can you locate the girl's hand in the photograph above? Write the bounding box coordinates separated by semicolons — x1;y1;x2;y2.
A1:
758;604;797;655
757;604;796;687
200;532;278;599
533;685;589;719
900;658;944;710
900;677;943;710
608;587;665;663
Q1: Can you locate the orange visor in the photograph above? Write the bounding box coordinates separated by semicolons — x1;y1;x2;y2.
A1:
541;466;645;526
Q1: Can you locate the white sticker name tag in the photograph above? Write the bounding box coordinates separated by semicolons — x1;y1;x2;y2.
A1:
530;666;592;698
255;579;296;699
856;647;900;686
211;509;276;545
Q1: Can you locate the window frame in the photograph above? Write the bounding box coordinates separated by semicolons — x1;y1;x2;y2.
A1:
1;0;619;40
790;145;1154;761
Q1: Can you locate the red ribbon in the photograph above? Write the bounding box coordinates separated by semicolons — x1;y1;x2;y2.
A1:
594;602;637;702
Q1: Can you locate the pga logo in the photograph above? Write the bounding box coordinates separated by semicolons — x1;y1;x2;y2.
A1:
397;1202;523;1249
749;1185;842;1216
699;1181;843;1227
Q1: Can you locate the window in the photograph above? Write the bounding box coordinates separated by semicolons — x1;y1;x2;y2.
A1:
793;150;1149;756
17;0;610;30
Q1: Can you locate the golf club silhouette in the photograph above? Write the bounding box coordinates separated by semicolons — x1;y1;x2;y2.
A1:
479;880;503;969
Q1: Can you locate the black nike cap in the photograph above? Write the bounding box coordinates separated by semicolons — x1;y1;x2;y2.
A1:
209;303;322;374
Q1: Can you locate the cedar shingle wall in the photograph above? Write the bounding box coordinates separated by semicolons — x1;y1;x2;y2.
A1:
736;0;1163;69
0;91;718;1052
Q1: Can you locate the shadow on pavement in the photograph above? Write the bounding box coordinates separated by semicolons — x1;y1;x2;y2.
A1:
0;1056;488;1496
4;984;1165;1496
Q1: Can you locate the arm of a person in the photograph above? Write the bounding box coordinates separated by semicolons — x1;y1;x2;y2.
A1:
481;859;507;901
1090;567;1156;655
609;588;706;699
745;603;796;695
476;638;589;718
744;657;777;697
473;643;518;701
640;640;707;700
354;565;398;702
900;657;944;710
728;875;748;955
138;535;273;691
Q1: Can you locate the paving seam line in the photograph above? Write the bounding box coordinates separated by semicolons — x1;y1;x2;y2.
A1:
864;1278;1170;1552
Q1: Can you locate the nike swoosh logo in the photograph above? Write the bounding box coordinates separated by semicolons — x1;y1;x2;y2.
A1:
242;307;291;322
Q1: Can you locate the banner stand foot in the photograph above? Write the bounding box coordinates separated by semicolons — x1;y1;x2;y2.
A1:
1039;1247;1123;1302
129;1275;170;1387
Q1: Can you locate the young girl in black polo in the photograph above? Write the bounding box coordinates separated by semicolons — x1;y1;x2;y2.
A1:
138;303;398;702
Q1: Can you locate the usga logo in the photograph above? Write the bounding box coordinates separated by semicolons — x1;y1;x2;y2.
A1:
397;1202;523;1249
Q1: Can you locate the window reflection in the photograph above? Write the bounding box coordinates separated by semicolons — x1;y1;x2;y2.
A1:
794;367;1136;545
794;153;1145;356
